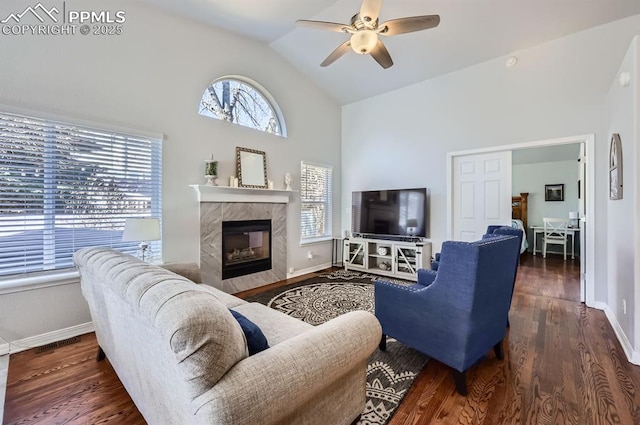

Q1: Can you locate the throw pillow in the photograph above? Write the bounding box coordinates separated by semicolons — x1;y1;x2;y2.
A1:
229;310;269;355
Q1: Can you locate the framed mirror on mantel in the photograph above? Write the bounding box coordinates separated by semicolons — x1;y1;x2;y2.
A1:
236;147;267;188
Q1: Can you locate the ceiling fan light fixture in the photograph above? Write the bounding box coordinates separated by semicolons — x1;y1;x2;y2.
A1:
350;30;378;54
297;0;441;68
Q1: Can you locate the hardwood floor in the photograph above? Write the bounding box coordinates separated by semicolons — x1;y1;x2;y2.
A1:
4;254;640;424
388;254;640;425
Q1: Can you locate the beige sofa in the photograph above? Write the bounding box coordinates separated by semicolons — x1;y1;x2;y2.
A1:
73;247;381;425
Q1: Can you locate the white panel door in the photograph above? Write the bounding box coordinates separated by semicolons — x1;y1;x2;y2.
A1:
578;142;586;302
453;151;512;241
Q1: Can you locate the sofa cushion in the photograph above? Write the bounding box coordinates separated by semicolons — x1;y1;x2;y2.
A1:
230;309;269;355
231;302;314;346
199;283;248;308
160;262;202;283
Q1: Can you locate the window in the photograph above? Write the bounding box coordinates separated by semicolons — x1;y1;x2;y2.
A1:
199;76;287;137
0;111;162;277
300;162;332;242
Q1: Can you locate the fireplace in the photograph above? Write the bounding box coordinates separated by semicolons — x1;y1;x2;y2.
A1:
195;185;289;292
222;219;272;280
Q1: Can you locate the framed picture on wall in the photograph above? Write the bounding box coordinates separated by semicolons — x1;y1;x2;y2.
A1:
545;184;564;202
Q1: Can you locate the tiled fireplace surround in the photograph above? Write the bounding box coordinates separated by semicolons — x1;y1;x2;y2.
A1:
193;186;291;293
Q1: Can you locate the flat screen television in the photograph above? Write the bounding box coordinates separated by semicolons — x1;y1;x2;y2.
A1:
352;188;429;239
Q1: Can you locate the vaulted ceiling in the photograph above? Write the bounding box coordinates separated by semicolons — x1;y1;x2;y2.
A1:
139;0;640;104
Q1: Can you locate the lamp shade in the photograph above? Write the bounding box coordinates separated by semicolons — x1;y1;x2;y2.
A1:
568;211;579;220
122;218;160;242
406;219;419;228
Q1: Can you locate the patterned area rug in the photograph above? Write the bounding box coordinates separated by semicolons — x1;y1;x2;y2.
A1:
246;269;429;425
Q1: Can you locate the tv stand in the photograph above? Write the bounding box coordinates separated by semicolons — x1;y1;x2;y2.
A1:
343;237;432;281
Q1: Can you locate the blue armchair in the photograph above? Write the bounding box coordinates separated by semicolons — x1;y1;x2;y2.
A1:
483;226;523;324
374;235;520;395
485;225;523;248
431;225;523;271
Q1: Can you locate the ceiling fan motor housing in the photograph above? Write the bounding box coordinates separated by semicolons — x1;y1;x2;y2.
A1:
350;13;378;30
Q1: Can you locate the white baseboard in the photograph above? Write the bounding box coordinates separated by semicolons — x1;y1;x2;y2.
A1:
591;301;609;312
593;301;640;365
287;262;332;279
7;322;94;354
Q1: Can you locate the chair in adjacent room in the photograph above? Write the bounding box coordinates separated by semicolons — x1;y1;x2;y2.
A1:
374;235;520;395
542;217;569;260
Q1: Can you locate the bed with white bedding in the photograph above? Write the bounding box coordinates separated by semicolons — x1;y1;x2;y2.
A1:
511;219;528;253
512;192;529;254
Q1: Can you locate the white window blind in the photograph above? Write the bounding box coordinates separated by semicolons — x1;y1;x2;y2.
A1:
0;111;162;277
300;162;332;241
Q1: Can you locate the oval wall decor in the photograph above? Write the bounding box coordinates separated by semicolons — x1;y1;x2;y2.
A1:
609;133;622;200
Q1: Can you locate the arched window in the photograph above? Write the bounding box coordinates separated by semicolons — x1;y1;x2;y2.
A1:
199;76;287;137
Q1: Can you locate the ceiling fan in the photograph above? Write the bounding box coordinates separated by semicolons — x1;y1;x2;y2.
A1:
296;0;440;69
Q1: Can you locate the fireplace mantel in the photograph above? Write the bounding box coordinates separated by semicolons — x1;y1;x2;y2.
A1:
190;185;295;204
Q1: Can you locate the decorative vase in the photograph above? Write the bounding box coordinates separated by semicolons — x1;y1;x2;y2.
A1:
205;154;218;186
284;172;292;191
205;175;217;186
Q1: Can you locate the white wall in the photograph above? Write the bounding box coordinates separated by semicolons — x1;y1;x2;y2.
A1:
343;15;640;307
605;36;638;356
513;160;580;249
0;0;341;343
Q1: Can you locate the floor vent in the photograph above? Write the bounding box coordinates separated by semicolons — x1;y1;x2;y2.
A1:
36;336;80;353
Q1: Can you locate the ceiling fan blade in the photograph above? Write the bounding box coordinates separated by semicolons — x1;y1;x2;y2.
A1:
370;40;393;69
379;15;440;36
321;40;352;67
296;19;350;33
359;0;382;24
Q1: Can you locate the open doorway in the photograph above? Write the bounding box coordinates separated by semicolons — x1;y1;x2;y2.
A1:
447;134;594;305
512;143;583;302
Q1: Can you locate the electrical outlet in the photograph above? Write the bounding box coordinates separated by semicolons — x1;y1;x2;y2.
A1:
288;267;294;274
623;299;627;315
307;251;313;260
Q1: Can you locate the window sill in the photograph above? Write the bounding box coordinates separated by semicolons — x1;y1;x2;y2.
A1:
0;269;80;295
300;237;333;246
